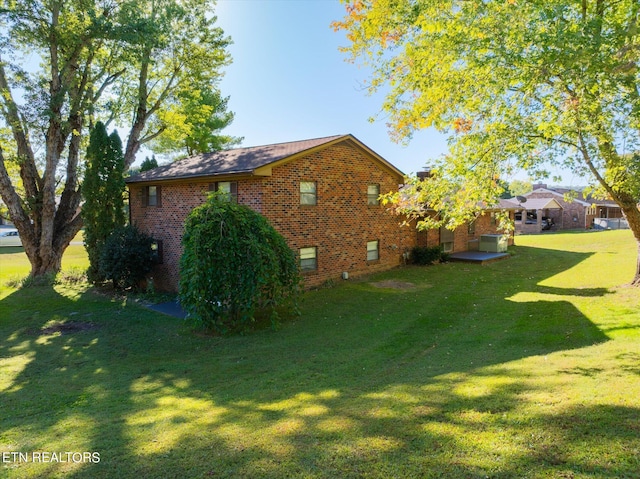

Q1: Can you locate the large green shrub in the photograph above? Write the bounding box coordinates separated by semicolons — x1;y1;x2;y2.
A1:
179;195;300;334
99;226;156;290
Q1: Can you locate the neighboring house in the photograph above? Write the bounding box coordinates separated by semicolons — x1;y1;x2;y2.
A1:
126;134;415;291
511;183;625;233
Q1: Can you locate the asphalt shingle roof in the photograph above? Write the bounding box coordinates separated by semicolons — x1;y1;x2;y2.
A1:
126;135;350;183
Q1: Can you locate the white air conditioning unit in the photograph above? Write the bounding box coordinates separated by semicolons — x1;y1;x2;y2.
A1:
479;234;507;253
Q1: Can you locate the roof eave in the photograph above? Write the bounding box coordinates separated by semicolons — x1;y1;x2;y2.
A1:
125;170;265;186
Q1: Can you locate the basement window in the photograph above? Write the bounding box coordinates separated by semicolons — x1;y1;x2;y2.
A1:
151;240;163;264
367;240;379;261
300;247;317;271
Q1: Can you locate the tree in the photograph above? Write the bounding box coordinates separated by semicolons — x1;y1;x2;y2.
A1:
139;155;159;173
179;194;300;334
82;122;126;283
334;0;640;284
0;0;234;278
148;86;243;157
509;180;533;198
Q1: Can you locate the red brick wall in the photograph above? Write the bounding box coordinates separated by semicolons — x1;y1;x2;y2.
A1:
261;142;413;287
415;211;514;252
130;182;208;291
129;142;413;291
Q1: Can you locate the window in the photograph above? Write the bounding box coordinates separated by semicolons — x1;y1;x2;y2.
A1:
367;240;379;261
210;181;238;202
300;181;317;205
300;247;317;271
440;226;454;253
143;185;161;207
367;184;380;205
151;240;163;264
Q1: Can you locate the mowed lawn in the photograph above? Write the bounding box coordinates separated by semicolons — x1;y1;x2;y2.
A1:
0;230;639;478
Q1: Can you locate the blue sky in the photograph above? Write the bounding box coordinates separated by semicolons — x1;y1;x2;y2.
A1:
214;0;449;176
211;0;593;186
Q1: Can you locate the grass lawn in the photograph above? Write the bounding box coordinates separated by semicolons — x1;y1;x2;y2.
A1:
1;230;639;478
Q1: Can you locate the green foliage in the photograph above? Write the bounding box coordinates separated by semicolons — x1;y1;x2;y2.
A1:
509;180;533;198
410;245;446;265
0;0;235;277
139;156;159;172
150;87;243;156
113;0;237;164
99;225;156;291
82;122;126;283
335;0;640;282
179;194;300;334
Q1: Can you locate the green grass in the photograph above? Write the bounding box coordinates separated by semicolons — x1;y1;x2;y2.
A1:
1;230;639;478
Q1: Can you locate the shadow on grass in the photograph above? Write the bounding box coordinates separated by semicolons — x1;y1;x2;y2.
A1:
0;246;24;255
0;246;637;477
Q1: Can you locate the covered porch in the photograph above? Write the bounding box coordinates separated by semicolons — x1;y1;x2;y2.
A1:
514;198;563;234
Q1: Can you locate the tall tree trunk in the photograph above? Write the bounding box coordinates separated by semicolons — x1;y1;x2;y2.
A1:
621;205;640;286
615;194;640;285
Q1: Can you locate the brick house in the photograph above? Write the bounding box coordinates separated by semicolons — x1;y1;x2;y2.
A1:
512;183;624;232
126;134;416;291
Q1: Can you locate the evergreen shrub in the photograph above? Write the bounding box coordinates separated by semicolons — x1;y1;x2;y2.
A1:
99;226;156;290
411;245;446;265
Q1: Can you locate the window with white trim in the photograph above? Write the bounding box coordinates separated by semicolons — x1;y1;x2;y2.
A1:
300;181;317;205
367;184;380;205
367;240;379;261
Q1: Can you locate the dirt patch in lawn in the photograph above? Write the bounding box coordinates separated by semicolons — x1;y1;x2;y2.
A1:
370;280;418;290
39;320;99;335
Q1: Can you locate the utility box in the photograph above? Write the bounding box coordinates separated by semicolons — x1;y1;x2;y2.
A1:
479;234;508;253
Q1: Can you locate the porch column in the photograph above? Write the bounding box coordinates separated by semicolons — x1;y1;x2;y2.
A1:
537;209;542;232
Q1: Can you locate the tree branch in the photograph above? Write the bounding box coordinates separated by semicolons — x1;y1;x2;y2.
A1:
0;60;42;199
139;126;167;145
0;146;35;243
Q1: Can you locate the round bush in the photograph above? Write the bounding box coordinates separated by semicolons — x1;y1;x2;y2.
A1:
411;245;445;265
99;225;156;290
179;195;300;333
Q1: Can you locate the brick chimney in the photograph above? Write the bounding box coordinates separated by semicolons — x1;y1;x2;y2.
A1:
417;167;432;180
